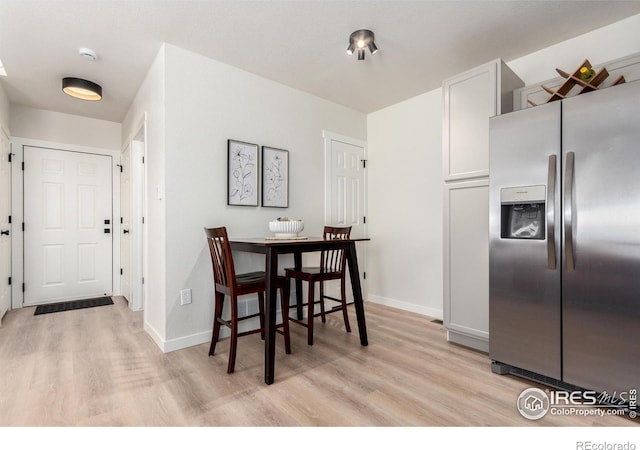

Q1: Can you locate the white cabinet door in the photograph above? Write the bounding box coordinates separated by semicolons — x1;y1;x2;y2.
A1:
443;179;489;351
443;59;523;182
443;62;497;181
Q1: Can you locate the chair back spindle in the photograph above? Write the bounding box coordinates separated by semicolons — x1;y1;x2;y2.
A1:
205;227;234;288
320;226;351;274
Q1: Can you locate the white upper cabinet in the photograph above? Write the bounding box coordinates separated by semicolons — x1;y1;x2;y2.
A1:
443;59;523;181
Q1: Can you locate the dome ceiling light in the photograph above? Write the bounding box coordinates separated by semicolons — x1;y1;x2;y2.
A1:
62;77;102;101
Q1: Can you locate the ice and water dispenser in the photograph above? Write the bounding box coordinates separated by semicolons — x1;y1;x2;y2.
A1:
500;185;546;240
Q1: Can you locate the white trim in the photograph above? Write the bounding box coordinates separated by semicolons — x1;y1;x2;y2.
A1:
368;294;443;321
10;137;120;309
162;330;211;353
121;112;147;313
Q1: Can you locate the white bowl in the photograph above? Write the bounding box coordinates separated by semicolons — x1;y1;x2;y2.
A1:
269;220;304;238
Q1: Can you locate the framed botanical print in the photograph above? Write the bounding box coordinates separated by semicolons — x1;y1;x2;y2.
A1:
261;146;289;208
227;139;259;206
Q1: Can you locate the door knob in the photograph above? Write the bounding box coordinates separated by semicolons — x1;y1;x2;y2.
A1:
123;229;130;234
0;230;9;236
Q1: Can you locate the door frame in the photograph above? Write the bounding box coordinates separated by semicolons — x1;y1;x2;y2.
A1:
322;129;368;299
11;138;121;309
121;114;147;312
0;126;11;321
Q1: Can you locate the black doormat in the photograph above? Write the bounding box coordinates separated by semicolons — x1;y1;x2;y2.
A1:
34;297;114;315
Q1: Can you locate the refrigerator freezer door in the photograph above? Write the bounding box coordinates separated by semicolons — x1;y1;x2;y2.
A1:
489;101;562;379
562;81;640;394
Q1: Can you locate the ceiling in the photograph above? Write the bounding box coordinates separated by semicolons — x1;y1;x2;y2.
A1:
1;0;640;123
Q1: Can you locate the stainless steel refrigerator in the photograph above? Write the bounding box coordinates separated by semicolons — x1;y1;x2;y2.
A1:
488;80;640;395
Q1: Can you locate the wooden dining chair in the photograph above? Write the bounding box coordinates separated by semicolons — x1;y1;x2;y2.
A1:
204;227;291;373
284;226;352;345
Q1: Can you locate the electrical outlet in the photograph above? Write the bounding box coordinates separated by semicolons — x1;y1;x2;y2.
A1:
180;288;192;305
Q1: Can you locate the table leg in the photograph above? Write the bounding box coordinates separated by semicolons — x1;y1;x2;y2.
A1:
294;251;303;320
264;247;279;385
346;242;368;346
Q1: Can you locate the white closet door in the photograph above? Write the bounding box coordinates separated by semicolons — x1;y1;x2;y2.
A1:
0;130;11;320
120;144;131;303
24;146;113;305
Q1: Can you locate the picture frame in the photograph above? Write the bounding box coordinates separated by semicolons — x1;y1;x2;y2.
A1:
261;146;289;208
227;139;259;206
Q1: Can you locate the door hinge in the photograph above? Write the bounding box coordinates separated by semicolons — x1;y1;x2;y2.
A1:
363;272;366;280
22;222;25;231
8;153;15;163
8;277;11;285
22;283;25;292
8;215;11;224
142;156;145;164
116;164;123;172
121;217;123;224
142;217;145;224
361;159;367;168
120;268;123;275
363;216;366;224
21;161;24;171
142;277;145;285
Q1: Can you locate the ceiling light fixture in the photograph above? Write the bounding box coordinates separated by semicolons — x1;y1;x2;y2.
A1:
346;29;378;61
62;77;102;101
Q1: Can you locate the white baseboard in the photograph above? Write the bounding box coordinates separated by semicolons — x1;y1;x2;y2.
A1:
144;318;255;353
163;330;212;353
367;294;443;320
143;320;166;351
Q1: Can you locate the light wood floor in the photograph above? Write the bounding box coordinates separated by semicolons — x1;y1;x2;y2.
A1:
0;296;637;427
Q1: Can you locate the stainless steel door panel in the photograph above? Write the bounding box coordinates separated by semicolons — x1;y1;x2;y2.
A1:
562;81;640;393
489;101;562;379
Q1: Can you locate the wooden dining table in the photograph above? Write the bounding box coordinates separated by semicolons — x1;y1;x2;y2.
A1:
229;236;370;385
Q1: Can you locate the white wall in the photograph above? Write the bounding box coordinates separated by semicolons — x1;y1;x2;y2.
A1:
365;13;640;320
367;90;443;318
162;44;366;348
10;105;120;150
0;82;9;134
126;44;367;351
508;14;640;85
121;46;167;348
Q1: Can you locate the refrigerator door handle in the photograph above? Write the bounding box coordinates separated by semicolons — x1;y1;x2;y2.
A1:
564;151;576;271
547;154;557;270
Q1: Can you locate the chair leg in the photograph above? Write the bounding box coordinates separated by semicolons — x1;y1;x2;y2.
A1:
258;291;265;340
340;278;351;333
319;281;327;323
209;292;224;356
307;282;315;346
227;294;239;374
280;283;291;354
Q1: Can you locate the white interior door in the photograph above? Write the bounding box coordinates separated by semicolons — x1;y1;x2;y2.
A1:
120;144;132;303
323;130;367;301
0;130;11;321
23;146;113;305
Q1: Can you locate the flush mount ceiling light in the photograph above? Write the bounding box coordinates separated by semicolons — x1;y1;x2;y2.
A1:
62;77;102;101
346;29;378;61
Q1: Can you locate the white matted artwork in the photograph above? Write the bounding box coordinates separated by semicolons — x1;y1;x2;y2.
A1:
262;146;289;208
227;139;258;206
